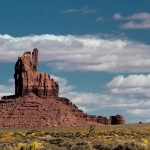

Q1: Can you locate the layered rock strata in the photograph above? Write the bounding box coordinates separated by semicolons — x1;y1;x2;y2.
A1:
0;49;125;128
0;94;125;128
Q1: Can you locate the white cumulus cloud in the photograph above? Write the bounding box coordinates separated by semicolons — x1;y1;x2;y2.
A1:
107;74;150;88
51;75;75;95
127;109;150;116
127;12;150;20
121;20;150;29
113;12;150;29
0;34;150;72
114;12;150;20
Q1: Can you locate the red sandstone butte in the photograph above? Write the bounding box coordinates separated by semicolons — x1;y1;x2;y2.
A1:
0;49;125;128
14;49;59;98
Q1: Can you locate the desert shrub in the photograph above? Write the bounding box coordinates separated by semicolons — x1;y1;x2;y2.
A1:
18;142;26;150
60;141;93;150
71;141;93;150
92;140;145;150
92;140;115;150
29;141;39;150
49;138;64;145
60;142;73;150
89;125;96;133
75;132;82;137
51;132;76;138
114;141;145;150
25;129;43;136
13;131;25;137
63;132;75;138
0;142;17;150
50;132;64;138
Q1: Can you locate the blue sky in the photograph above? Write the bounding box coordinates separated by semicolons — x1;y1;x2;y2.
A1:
0;0;150;123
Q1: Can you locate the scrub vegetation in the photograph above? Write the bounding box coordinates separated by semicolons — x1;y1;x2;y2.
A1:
0;124;149;150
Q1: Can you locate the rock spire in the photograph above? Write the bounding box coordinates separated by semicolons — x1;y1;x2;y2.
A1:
14;48;59;98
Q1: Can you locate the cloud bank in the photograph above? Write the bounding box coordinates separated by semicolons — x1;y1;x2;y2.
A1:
0;34;150;72
113;12;150;29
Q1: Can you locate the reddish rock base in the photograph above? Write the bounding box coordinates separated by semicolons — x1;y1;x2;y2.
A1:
0;93;125;128
0;93;98;128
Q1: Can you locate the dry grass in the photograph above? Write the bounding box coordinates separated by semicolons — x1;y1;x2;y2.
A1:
0;124;149;150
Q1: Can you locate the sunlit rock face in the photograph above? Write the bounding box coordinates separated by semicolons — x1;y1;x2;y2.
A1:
14;49;59;98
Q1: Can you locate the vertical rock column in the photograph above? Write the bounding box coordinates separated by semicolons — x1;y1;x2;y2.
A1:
14;59;23;96
32;48;38;72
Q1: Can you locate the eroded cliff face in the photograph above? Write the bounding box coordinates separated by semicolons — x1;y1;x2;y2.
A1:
0;93;125;128
14;49;59;98
0;49;125;127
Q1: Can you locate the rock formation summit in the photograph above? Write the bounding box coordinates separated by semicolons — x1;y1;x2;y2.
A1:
14;49;59;98
0;49;125;128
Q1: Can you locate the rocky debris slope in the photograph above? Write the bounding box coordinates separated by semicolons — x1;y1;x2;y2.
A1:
0;93;103;128
0;49;125;128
